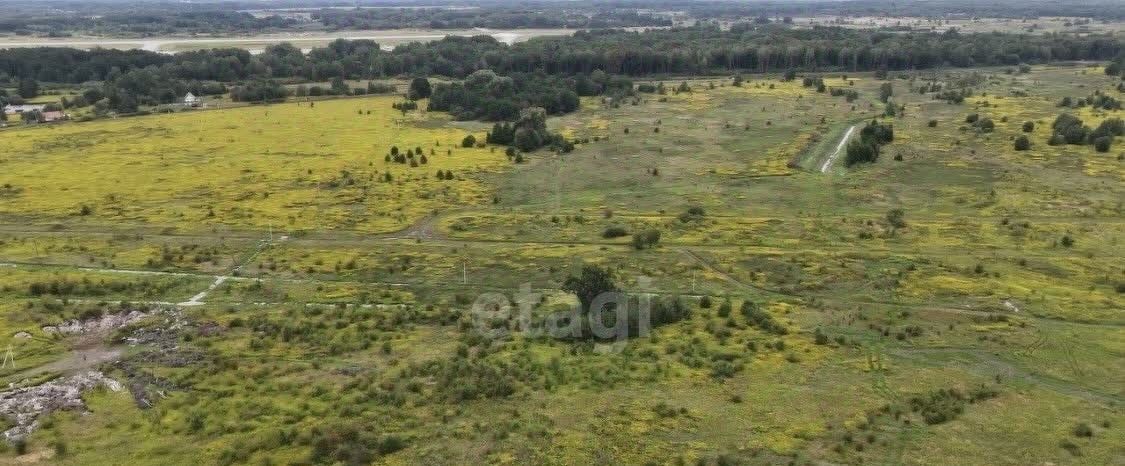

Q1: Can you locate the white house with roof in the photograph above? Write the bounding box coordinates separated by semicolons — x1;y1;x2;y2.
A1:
1;104;66;124
183;93;202;107
2;104;45;115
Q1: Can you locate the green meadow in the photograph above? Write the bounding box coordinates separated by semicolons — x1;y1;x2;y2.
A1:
0;64;1121;465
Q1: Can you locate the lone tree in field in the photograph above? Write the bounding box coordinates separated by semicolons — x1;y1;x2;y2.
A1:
562;264;619;313
1014;135;1031;151
1022;121;1035;132
408;77;432;100
631;229;661;250
1093;136;1112;152
461;134;477;148
886;208;906;229
879;82;893;103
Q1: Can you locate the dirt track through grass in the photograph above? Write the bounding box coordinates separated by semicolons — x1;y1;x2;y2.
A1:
820;124;857;173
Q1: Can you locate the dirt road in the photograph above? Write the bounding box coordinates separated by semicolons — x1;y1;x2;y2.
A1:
820;124;857;173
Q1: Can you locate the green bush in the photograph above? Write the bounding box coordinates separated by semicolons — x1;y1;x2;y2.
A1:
631;229;661;250
1093;136;1112;152
845;120;894;166
886;208;906;229
814;328;829;345
717;298;732;318
602;226;629;239
740;300;786;335
678;205;706;222
378;435;407;454
710;360;739;379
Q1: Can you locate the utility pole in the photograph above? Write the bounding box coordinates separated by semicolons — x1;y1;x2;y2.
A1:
554;161;562;214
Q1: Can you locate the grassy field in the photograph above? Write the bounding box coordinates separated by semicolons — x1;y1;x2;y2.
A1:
1;95;503;233
0;64;1121;465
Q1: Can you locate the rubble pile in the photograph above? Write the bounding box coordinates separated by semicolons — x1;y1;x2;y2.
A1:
42;310;152;336
0;371;122;441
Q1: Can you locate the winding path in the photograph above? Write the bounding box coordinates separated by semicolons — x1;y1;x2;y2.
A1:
179;276;228;306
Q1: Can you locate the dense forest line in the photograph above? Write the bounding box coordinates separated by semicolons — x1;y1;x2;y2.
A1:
0;6;668;37
0;9;670;37
506;27;1122;75
1;24;1122;118
3;25;1121;84
0;12;300;37
312;8;671;31
3;0;1123;37
670;0;1125;21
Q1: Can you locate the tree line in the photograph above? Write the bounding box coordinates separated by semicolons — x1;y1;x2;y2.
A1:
0;5;671;37
1;24;1121;116
313;7;671;31
672;0;1125;21
5;0;1121;39
4;25;1121;85
0;11;298;37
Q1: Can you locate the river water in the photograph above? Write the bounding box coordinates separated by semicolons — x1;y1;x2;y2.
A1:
0;28;577;54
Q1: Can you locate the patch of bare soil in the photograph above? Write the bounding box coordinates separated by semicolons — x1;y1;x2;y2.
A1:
0;304;215;445
15;346;125;381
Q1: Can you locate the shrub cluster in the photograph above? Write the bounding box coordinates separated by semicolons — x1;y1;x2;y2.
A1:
484;107;573;152
908;386;999;425
427;70;593;121
1049;114;1122;151
844;120;894;166
740;300;787;335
